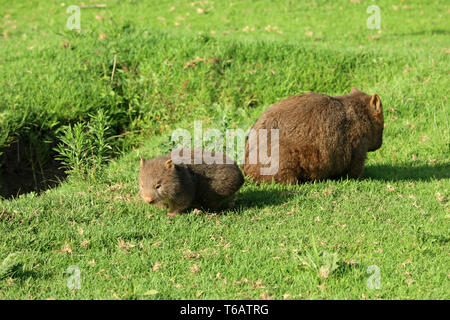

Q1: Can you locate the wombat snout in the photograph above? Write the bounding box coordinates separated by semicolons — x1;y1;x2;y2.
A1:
141;195;156;204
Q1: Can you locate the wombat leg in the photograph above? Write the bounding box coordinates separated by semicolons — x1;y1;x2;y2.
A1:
166;211;180;218
227;195;237;209
273;169;299;184
214;195;236;210
270;156;300;184
155;202;168;209
167;204;184;218
347;143;368;179
271;144;301;184
166;201;189;218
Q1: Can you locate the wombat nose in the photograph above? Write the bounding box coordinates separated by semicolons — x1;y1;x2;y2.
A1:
142;196;155;204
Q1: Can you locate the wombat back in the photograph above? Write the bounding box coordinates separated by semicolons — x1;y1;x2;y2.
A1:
173;149;244;209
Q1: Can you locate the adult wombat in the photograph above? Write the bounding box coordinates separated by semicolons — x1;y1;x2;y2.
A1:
242;88;384;184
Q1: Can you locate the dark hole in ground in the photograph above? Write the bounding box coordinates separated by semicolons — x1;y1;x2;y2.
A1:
0;138;67;199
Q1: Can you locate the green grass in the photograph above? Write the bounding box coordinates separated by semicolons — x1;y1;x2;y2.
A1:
0;0;449;299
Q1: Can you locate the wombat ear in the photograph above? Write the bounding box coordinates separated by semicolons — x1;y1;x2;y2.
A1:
370;94;382;114
164;159;174;169
351;87;361;94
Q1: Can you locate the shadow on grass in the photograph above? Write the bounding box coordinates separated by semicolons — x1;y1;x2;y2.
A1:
389;29;450;37
202;162;448;214
364;163;449;182
196;189;292;215
417;230;450;246
234;188;295;211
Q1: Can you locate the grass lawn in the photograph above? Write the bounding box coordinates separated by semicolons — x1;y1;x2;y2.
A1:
0;0;448;299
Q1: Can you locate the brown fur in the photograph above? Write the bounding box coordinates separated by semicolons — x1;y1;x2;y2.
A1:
139;149;244;217
242;87;384;184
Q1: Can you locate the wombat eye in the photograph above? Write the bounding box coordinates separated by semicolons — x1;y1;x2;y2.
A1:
155;184;161;189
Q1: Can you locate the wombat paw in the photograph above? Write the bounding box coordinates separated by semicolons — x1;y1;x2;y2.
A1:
166;211;179;218
192;208;203;215
227;200;236;209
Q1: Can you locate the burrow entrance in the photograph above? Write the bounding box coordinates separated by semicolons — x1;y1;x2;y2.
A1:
0;139;67;199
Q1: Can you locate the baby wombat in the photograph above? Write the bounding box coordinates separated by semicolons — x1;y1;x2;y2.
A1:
139;149;244;217
242;87;384;184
